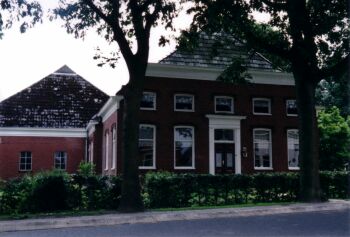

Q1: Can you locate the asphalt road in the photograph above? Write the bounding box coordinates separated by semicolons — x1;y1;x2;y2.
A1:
1;209;349;237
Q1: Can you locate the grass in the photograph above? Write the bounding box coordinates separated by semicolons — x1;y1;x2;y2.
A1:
0;202;297;220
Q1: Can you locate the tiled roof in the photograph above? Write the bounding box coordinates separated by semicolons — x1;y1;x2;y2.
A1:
0;66;109;128
160;33;275;71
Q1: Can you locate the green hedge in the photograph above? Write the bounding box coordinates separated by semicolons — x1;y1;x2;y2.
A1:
0;171;348;214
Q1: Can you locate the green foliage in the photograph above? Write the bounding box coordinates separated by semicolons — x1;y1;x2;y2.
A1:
77;161;96;178
318;107;350;170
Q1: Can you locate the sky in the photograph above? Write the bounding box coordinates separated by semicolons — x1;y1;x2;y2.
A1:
0;1;192;102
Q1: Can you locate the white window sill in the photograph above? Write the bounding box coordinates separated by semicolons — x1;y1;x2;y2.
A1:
174;167;195;170
254;167;273;171
174;109;195;112
139;166;156;170
253;113;272;116
288;167;300;170
287;114;298;117
141;108;156;111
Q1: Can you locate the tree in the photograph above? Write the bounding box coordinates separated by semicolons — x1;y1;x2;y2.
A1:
0;0;42;39
54;0;179;212
184;0;349;201
318;107;350;171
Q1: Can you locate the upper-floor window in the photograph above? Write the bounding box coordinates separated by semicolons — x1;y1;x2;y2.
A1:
174;94;194;112
253;98;271;115
112;126;117;170
287;129;299;169
139;124;156;169
174;126;195;169
54;151;67;170
140;92;156;110
253;129;272;169
105;131;109;170
19;151;32;171
286;99;298;116
215;96;234;113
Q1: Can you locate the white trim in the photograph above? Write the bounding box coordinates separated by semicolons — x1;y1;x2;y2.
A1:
287;129;299;170
52;72;77;76
174;126;195;169
111;126;117;170
140;92;157;111
286;99;298;117
105;132;109;171
252;98;272;115
146;63;295;86
138;124;156;169
207;115;245;175
97;96;123;123
214;96;234;114
253;128;273;170
174;94;195;112
0;127;86;138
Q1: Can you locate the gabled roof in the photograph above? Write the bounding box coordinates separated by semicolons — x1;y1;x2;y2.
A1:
159;32;275;71
0;66;109;128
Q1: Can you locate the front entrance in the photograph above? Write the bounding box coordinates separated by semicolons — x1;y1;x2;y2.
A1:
215;143;235;174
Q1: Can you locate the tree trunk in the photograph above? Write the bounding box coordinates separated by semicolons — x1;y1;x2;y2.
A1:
293;69;322;202
118;68;146;212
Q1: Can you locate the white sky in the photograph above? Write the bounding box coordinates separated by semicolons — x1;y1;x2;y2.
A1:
0;1;192;102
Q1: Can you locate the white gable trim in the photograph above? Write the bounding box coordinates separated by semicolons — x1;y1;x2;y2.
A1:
97;96;123;123
0;127;87;138
146;63;295;86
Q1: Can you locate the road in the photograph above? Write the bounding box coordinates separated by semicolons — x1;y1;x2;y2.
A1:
1;209;349;237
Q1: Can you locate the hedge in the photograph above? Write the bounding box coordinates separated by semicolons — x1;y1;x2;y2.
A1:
0;171;348;214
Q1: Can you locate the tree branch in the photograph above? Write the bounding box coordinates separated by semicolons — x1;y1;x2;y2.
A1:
317;54;350;80
83;0;112;25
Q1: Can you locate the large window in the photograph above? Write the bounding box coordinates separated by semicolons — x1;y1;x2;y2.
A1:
112;126;117;170
253;98;271;115
140;92;156;110
215;96;234;113
19;151;32;171
287;129;299;169
286;99;298;116
253;129;272;169
174;94;194;112
105;132;109;170
174;126;195;169
54;151;67;170
138;124;156;169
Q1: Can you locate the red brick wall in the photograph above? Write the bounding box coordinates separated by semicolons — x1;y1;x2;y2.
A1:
101;112;118;176
117;76;299;174
0;136;85;179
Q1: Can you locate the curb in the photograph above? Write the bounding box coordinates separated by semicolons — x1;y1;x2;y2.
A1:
0;200;349;232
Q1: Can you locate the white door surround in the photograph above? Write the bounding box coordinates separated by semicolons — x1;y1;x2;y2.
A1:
206;115;246;175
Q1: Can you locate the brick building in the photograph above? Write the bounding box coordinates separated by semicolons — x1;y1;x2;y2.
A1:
0;35;302;179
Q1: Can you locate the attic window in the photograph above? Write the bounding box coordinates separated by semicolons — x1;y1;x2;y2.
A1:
140;92;156;110
253;98;271;115
174;94;194;112
215;96;234;113
286;99;298;116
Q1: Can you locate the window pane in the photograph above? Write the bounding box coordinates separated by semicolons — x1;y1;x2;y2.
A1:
215;153;222;167
175;95;193;110
175;128;193;141
254;130;269;142
175;141;193;167
139;126;154;139
216;97;232;112
141;92;155;109
254;129;271;168
254;100;270;114
227;153;234;168
287;100;298;115
288;130;299;168
138;140;154;167
214;129;234;141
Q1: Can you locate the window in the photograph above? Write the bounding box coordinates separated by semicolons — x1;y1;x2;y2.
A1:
174;126;195;169
215;96;234;113
287;129;299;169
174;94;194;111
214;129;234;142
286;99;298;116
140;92;156;110
111;126;117;170
253;98;271;115
54;151;67;170
138;124;156;169
105;132;109;170
19;151;32;171
253;129;272;169
89;141;94;163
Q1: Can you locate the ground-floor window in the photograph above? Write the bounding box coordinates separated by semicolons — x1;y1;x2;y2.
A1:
253;129;272;169
139;124;156;169
287;129;299;169
174;126;195;169
54;151;67;170
19;151;32;171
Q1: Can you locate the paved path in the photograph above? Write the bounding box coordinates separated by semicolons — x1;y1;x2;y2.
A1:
0;200;349;233
1;209;349;237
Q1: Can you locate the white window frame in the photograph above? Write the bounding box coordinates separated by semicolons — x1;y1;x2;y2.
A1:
252;98;271;115
215;96;234;114
253;128;273;170
111;126;117;170
174;94;194;112
286;99;298;117
54;151;67;170
287;129;300;170
139;124;156;169
19;151;32;171
140;91;156;110
174;126;195;169
105;132;109;170
89;141;94;163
